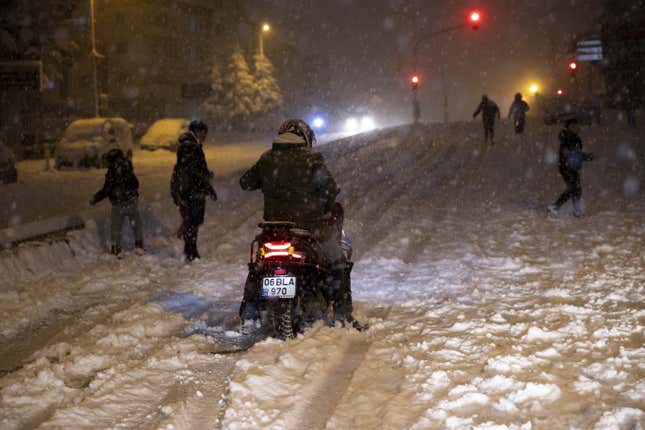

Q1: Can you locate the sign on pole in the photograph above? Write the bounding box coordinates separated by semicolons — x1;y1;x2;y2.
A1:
576;40;603;62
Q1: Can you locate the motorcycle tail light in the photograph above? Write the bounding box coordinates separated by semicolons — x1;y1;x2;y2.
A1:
261;241;303;259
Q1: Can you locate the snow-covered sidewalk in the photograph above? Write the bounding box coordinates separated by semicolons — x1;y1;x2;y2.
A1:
0;140;269;231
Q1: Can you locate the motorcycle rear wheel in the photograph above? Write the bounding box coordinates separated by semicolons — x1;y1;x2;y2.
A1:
270;300;295;340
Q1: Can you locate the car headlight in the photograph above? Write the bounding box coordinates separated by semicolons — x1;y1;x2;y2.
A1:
344;117;359;133
361;116;376;131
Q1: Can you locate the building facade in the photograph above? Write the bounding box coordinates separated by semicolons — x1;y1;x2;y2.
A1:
1;0;239;157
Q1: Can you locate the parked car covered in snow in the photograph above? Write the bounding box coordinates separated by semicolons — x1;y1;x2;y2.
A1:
0;142;18;184
140;118;189;151
55;118;133;169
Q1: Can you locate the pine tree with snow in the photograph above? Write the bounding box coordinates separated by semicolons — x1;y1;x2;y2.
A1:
200;60;225;122
221;48;258;125
253;53;283;114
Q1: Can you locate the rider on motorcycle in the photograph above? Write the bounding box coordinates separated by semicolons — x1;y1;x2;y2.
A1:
238;119;360;329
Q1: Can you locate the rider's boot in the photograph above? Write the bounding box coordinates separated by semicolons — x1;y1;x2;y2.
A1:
332;262;367;331
239;273;261;334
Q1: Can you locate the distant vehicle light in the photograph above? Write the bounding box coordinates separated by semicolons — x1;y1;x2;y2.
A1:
470;11;481;22
557;89;564;96
345;117;359;133
361;116;376;131
569;61;578;71
312;117;325;129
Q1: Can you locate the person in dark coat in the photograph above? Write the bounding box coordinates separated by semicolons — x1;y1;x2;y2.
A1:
548;118;594;217
473;95;501;145
508;92;530;134
238;119;361;330
90;148;143;255
170;120;217;262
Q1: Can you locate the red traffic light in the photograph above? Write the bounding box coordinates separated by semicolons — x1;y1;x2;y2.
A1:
557;89;564;96
469;10;481;29
410;74;420;87
569;61;578;71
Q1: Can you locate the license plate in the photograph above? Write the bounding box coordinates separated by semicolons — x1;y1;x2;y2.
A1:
261;276;296;298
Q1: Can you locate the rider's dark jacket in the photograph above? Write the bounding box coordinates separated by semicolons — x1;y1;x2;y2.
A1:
240;132;339;235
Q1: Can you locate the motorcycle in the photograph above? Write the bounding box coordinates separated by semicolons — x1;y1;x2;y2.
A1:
245;221;334;339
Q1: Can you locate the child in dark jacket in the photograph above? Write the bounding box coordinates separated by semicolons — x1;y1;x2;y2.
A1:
90;149;143;255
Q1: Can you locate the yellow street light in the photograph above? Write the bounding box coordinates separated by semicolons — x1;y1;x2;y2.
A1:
259;23;271;57
529;84;539;94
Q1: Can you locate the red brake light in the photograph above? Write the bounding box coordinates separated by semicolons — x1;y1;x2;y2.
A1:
261;242;303;260
264;242;291;250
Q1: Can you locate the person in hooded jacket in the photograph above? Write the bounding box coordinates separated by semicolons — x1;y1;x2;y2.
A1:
170;120;217;262
90;148;143;255
473;95;501;145
548;118;594;217
238;119;362;330
508;92;530;134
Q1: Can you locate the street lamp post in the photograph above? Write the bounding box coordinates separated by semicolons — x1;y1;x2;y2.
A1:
259;23;271;57
90;0;99;117
89;0;106;117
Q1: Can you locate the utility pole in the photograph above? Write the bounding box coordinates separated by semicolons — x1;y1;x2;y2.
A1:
89;0;102;117
441;65;448;123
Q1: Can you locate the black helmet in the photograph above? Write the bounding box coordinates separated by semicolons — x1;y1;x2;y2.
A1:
104;148;124;163
564;118;578;128
189;120;208;134
278;119;316;147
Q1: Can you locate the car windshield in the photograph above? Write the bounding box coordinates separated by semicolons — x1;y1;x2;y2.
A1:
63;119;108;140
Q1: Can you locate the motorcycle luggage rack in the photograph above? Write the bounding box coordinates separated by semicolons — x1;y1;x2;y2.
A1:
258;221;297;230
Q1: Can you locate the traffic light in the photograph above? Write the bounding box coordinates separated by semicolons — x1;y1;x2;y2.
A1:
469;10;481;30
410;73;420;89
557;89;564;96
568;61;578;75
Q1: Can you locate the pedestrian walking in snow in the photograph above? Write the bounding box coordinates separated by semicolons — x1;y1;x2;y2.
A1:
548;118;594;218
473;95;501;145
90;148;143;255
170;120;217;262
508;92;530;135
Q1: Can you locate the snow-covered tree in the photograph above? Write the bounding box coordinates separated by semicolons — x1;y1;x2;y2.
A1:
253;53;283;113
222;48;258;122
200;60;225;122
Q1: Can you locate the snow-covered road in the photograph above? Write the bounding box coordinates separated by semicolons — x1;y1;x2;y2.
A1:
1;120;643;429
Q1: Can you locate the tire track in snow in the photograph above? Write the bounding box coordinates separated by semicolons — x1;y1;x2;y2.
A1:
285;335;372;430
